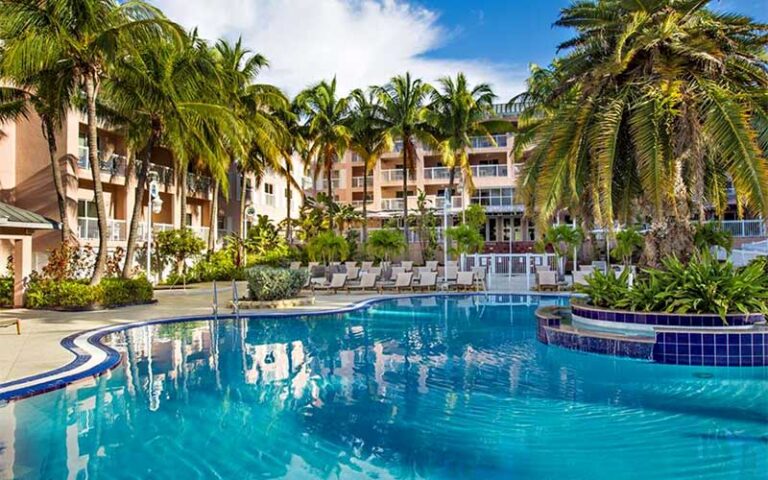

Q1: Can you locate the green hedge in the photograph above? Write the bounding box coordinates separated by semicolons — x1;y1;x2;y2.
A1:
246;267;307;301
0;277;12;307
25;276;154;310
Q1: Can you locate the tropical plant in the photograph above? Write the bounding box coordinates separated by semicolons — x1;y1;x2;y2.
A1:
446;224;485;258
246;215;282;256
538;224;584;276
694;222;733;254
408;190;439;262
296;78;351;210
429;73;506;202
246;266;307;301
305;231;349;264
366;228;407;262
0;0;180;284
515;0;768;266
463;204;487;231
348;88;392;241
612;228;644;267
155;228;205;278
574;268;631;309
377;73;435;242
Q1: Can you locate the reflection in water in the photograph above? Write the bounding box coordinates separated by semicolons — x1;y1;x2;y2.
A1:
0;295;766;479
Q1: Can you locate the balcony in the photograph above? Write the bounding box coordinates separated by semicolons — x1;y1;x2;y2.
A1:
381;198;405;210
351;199;374;209
78;146;128;176
434;196;464;210
711;220;766;238
187;173;212;194
78;218;127;242
381;169;407;183
471;164;509;177
190;226;210;241
137;222;174;241
423;167;450;180
149;164;174;185
470;134;509;149
492;101;528;118
351;176;373;188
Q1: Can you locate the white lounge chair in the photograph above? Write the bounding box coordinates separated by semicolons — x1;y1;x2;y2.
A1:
425;261;438;271
313;273;347;294
347;273;378;293
361;261;374;271
344;261;358;271
381;272;414;293
346;266;360;281
289;261;302;270
471;266;487;290
451;272;476;291
440;266;459;285
400;261;414;272
536;271;559;291
415;271;437;291
572;270;590;287
388;266;406;281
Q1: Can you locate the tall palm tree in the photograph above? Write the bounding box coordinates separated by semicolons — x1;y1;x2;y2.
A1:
429;73;505;207
348;88;392;242
104;30;238;276
296;78;352;210
516;0;768;265
0;0;179;284
213;38;288;239
377;73;434;243
0;70;75;242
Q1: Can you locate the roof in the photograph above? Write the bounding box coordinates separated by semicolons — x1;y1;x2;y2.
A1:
0;202;59;230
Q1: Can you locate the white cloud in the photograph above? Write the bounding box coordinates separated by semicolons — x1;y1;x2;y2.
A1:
152;0;527;100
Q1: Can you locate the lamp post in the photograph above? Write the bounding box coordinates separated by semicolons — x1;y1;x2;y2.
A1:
146;173;163;283
443;189;449;268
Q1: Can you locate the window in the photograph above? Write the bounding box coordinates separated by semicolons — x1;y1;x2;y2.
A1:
78;200;98;240
264;183;275;206
471;188;515;207
186;213;192;226
78;199;97;219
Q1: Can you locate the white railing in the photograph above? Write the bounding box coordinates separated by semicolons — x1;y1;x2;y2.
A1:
423;167;451;180
77;218;127;241
381;169;406;183
471;164;509;177
511;163;524;177
493;102;528;117
710;220;766;238
78;147;128;176
190;226;210;241
434;196;464;210
381;198;404;210
351;153;364;163
351;176;373;188
137;223;174;241
470;134;508;149
462;253;559;290
317;178;343;190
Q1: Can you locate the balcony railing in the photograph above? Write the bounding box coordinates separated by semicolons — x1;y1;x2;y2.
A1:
710;220;766;238
77;218;127;242
470;134;509;149
351;176;373;188
492;101;529;118
423;167;451;180
470;197;525;213
149;164;174;185
190;226;210;241
471;164;509;177
137;222;174;241
78;146;128;176
381;169;406;183
381;198;405;210
351;199;374;209
316;178;342;190
187;173;212;194
434;196;464;210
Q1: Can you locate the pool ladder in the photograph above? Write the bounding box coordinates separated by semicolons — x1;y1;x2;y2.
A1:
211;280;240;315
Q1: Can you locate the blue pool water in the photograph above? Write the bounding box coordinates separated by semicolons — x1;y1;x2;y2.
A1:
0;295;766;479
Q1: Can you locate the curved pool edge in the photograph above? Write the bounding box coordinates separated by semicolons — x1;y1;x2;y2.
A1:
0;291;570;402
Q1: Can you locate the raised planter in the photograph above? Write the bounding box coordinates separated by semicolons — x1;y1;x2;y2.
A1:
230;296;315;310
537;304;768;367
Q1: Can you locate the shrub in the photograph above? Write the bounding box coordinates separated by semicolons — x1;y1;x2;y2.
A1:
98;277;154;308
576;253;768;322
248;241;295;267
306;231;349;263
187;249;245;282
366;228;407;261
0;277;11;307
25;277;97;310
446;224;485;256
155;228;206;277
246;267;307;301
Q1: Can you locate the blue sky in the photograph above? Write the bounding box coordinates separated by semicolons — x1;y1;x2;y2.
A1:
156;0;768;99
419;0;768;71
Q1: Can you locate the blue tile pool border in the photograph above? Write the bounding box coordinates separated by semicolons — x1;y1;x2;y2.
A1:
0;292;569;403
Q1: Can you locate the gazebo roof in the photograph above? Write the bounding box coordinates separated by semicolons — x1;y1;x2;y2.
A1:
0;202;59;230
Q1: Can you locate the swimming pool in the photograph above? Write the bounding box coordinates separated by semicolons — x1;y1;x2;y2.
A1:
0;294;766;479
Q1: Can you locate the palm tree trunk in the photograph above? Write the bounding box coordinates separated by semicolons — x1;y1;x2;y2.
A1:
285;159;292;243
85;73;108;286
178;167;188;229
402;143;409;246
42;116;71;242
326;158;334;232
362;166;368;243
122;137;154;278
239;174;248;237
208;182;218;250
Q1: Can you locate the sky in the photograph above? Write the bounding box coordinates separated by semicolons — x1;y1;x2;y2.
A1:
152;0;768;101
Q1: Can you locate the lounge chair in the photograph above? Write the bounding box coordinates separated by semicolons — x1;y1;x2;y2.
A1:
572;270;590;287
425;261;438;271
400;261;414;272
579;264;594;272
289;261;302;270
415;271;437;291
440;266;459;286
536;271;559;291
471;266;487;290
0;317;20;335
445;260;459;269
380;272;414;293
344;261;358;271
346;266;360;281
361;261;374;271
451;272;476;291
367;266;382;278
313;273;347;294
388;266;405;281
347;273;378;293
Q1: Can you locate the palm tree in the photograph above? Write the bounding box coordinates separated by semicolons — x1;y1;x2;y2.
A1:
515;0;768;265
104;30;238;276
429;73;505;207
0;70;75;242
214;38;288;239
0;0;179;284
377;73;434;244
348;88;393;242
296;78;352;210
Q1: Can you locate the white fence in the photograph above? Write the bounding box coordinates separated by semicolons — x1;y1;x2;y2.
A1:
461;253;559;290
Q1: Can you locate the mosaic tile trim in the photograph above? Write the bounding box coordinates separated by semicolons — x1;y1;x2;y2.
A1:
572;305;763;327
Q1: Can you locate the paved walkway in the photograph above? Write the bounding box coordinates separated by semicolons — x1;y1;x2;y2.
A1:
0;275;538;386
